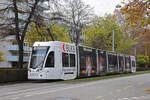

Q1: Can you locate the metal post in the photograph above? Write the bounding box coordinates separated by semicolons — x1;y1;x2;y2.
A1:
134;46;136;56
112;30;115;52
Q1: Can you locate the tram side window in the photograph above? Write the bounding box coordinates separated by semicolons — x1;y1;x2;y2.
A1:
119;56;124;68
62;53;69;67
70;54;75;67
113;55;117;67
108;55;113;65
132;61;136;67
45;52;54;68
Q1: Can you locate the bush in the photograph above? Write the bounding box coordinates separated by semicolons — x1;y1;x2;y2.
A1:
0;68;27;83
136;55;149;67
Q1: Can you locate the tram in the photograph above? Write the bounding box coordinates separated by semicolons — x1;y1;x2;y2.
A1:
28;41;136;80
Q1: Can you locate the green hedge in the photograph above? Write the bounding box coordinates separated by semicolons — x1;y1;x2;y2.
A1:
136;55;149;67
0;68;27;83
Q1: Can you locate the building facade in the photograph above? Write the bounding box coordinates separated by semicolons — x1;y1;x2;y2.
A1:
0;35;31;68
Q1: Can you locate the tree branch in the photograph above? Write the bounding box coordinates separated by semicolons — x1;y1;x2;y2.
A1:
22;0;40;41
13;0;20;42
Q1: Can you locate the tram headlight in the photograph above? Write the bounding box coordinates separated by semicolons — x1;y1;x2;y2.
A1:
36;68;42;72
40;74;43;77
28;69;31;72
36;69;40;72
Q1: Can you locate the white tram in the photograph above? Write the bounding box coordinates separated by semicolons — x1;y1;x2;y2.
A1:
28;41;136;80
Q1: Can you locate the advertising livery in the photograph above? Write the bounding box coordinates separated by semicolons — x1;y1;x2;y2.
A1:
98;50;107;75
79;46;97;77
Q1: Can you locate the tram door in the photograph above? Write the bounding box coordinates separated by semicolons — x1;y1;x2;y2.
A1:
118;54;125;73
98;50;107;75
125;55;131;72
107;52;118;73
131;56;136;72
61;43;77;80
44;46;61;79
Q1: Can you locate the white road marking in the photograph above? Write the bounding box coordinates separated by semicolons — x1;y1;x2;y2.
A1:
21;81;117;97
2;81;109;98
0;83;67;97
138;82;145;85
123;85;132;90
140;96;150;98
130;97;140;99
96;96;103;99
108;92;113;95
24;94;34;97
118;98;131;100
10;97;20;100
115;89;121;92
118;95;150;100
28;82;98;95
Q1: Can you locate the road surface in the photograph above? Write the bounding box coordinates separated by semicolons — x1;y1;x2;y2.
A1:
0;73;150;100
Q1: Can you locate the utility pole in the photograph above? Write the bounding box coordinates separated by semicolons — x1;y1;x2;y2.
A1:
112;30;115;52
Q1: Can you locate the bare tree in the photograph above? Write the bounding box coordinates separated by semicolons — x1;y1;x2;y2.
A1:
0;0;50;68
64;0;94;45
48;0;94;45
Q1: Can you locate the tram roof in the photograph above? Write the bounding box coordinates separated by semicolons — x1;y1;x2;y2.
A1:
33;41;75;47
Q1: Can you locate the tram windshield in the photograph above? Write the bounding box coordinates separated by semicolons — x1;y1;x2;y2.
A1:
30;46;49;69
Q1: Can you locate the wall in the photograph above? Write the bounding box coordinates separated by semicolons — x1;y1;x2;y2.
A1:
0;69;27;83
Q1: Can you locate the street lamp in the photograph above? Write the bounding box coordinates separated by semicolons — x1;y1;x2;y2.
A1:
116;4;122;8
112;4;122;52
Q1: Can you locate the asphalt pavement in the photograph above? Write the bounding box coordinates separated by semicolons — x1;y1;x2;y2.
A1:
0;73;150;100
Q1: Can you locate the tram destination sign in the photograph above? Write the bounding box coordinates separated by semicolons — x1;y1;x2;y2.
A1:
33;46;48;50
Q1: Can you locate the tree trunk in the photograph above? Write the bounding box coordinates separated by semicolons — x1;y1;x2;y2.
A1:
75;30;80;46
18;40;24;68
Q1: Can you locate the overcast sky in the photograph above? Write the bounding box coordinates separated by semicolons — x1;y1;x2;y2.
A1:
82;0;123;16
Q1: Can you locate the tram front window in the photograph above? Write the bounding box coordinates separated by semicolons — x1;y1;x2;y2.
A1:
30;47;48;69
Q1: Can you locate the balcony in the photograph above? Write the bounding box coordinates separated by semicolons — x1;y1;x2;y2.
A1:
5;35;16;41
7;45;31;52
6;56;29;62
